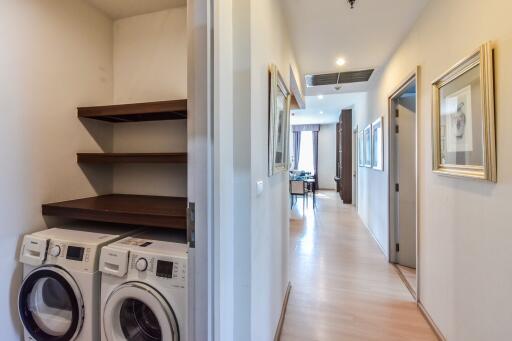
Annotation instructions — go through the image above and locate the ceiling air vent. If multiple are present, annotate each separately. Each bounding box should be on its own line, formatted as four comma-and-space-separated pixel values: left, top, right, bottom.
306, 69, 374, 87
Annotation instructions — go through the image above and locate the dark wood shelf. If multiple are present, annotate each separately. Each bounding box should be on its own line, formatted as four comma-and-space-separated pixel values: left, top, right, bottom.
78, 100, 187, 122
77, 153, 187, 164
42, 194, 187, 229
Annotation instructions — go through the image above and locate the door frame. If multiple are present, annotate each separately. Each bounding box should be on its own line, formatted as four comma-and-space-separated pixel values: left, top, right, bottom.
187, 0, 213, 339
353, 125, 358, 209
387, 66, 420, 301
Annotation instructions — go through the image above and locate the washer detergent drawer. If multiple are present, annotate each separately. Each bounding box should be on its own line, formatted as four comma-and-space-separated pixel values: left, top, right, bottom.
100, 246, 129, 277
20, 236, 49, 266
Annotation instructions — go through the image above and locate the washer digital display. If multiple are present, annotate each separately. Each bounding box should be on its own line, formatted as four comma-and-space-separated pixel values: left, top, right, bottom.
156, 260, 174, 278
66, 246, 84, 261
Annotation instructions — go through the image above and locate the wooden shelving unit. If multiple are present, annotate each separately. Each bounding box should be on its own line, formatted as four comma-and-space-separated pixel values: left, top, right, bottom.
42, 194, 187, 229
78, 99, 187, 122
43, 100, 188, 232
77, 153, 187, 164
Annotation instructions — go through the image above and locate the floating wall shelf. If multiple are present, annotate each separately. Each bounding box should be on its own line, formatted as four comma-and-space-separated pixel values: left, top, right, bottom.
77, 153, 187, 164
42, 194, 187, 230
78, 99, 187, 122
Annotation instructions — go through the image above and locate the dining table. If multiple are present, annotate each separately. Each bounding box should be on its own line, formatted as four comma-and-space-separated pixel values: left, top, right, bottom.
289, 172, 316, 209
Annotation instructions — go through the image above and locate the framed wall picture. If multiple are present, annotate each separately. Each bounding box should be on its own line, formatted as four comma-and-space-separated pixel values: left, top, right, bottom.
363, 125, 372, 168
432, 42, 496, 182
268, 64, 291, 176
358, 130, 364, 167
372, 117, 383, 171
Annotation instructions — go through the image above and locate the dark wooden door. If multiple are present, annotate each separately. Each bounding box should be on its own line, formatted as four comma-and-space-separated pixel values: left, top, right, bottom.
336, 109, 352, 204
335, 122, 341, 193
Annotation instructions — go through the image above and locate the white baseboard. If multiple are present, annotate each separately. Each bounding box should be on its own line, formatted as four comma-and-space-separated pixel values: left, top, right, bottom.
418, 300, 446, 341
273, 281, 292, 341
359, 217, 387, 258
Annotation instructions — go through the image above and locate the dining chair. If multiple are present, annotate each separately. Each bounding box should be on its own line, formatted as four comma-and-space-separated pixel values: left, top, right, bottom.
290, 180, 307, 213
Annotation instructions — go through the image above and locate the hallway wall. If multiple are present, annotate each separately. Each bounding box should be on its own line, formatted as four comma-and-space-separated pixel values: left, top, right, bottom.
250, 1, 301, 340
354, 109, 388, 254
364, 0, 512, 339
224, 0, 302, 340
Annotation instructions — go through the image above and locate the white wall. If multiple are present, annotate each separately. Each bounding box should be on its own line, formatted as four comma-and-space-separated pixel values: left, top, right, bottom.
362, 0, 512, 339
213, 0, 236, 339
0, 1, 113, 338
231, 0, 252, 338
112, 7, 187, 197
318, 124, 337, 190
113, 7, 187, 103
355, 106, 388, 253
249, 1, 301, 340
219, 0, 301, 339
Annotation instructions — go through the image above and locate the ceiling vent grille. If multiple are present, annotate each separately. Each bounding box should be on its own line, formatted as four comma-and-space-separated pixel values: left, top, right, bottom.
306, 69, 374, 87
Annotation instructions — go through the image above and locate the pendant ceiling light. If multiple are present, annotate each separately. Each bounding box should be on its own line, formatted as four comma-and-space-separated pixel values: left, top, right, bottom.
347, 0, 357, 9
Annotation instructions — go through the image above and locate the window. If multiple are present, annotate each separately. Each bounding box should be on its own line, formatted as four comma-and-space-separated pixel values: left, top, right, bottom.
289, 131, 295, 169
298, 131, 315, 174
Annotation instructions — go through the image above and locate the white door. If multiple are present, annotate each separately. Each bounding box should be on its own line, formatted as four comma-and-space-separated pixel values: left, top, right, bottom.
396, 97, 416, 268
103, 283, 179, 341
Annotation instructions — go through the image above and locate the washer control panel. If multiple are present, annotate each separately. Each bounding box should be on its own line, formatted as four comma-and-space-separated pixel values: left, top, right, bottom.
135, 257, 148, 272
46, 240, 94, 272
129, 253, 186, 288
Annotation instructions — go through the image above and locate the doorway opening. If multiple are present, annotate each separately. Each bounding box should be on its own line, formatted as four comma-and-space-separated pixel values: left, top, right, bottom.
290, 97, 359, 218
388, 70, 419, 299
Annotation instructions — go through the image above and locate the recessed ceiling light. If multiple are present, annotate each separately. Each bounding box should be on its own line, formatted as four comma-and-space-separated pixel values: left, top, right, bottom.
317, 95, 324, 100
320, 111, 324, 115
336, 58, 346, 66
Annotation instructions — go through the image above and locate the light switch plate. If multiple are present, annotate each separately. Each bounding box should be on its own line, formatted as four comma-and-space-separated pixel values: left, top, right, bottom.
256, 180, 264, 196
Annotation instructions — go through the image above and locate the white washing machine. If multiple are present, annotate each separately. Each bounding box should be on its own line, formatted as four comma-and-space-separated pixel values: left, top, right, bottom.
99, 230, 187, 341
18, 224, 142, 341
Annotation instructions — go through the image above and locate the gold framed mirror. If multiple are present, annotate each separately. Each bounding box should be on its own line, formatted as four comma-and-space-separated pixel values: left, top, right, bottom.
432, 42, 496, 182
268, 64, 291, 176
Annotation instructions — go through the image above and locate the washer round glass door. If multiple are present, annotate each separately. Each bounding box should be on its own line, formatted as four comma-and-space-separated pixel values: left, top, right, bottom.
103, 282, 179, 341
18, 266, 84, 341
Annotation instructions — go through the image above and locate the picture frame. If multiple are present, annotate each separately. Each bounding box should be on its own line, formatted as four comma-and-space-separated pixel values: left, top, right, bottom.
363, 125, 372, 168
432, 42, 496, 182
268, 64, 291, 176
372, 116, 384, 171
358, 130, 364, 167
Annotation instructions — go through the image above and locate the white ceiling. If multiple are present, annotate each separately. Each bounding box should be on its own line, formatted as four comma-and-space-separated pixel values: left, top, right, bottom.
85, 0, 186, 19
280, 0, 429, 92
291, 92, 367, 125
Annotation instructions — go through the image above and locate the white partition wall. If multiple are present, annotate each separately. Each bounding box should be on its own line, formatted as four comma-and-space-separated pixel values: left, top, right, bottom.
188, 0, 213, 340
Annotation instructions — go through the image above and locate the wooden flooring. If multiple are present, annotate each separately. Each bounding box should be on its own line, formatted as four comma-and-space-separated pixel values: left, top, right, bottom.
396, 265, 417, 298
281, 191, 437, 341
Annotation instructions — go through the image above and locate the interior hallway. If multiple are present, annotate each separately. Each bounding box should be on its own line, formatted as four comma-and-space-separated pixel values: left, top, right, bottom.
281, 191, 437, 340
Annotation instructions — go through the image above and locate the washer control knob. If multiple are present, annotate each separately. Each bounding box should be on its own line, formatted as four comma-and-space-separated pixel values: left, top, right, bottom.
50, 245, 61, 257
136, 258, 148, 272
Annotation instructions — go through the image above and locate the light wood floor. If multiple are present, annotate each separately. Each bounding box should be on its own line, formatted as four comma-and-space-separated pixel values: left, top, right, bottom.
281, 191, 437, 341
396, 265, 417, 297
